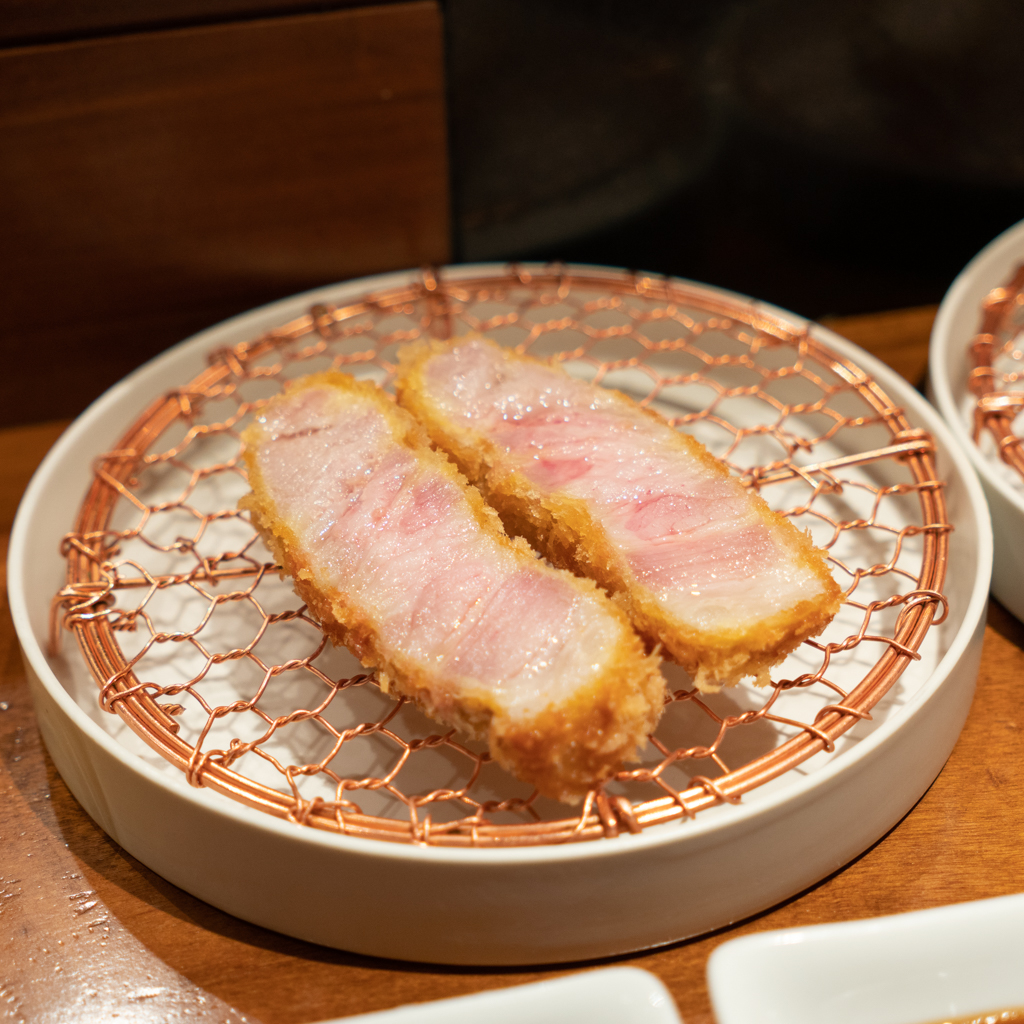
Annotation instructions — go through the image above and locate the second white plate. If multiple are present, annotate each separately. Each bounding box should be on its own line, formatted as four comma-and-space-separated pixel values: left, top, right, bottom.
930, 217, 1024, 620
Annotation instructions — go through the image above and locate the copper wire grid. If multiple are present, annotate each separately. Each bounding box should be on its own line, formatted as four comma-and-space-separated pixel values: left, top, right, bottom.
968, 263, 1024, 482
51, 266, 950, 847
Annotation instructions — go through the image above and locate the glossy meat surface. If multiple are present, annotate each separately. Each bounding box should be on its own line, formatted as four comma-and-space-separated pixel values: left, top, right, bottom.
397, 338, 842, 689
240, 372, 664, 801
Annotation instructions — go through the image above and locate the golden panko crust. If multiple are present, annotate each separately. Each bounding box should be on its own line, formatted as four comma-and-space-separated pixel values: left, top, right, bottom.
395, 339, 843, 692
240, 371, 664, 803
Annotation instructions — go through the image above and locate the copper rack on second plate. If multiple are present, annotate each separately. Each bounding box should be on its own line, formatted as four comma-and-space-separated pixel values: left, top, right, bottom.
969, 263, 1024, 481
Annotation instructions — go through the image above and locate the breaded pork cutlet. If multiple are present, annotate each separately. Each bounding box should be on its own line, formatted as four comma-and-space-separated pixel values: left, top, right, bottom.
239, 371, 664, 804
396, 337, 842, 691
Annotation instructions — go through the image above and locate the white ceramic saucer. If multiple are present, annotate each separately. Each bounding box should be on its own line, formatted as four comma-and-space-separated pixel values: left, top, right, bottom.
9, 265, 992, 964
326, 968, 682, 1024
708, 893, 1024, 1024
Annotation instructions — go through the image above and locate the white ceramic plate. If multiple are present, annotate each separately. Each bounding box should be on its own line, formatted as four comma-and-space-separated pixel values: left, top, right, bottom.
324, 968, 681, 1024
707, 893, 1024, 1024
929, 218, 1024, 621
10, 265, 992, 965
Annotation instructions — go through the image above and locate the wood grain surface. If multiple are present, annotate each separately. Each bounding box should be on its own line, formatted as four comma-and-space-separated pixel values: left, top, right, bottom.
0, 0, 410, 48
2, 307, 1022, 1023
0, 1, 448, 429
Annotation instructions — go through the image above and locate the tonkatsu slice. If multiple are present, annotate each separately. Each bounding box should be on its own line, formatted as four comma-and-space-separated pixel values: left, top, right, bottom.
396, 337, 842, 691
240, 371, 664, 803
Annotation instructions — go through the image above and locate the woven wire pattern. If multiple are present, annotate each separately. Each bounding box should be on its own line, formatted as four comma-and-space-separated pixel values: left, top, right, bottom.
52, 266, 950, 846
969, 263, 1024, 481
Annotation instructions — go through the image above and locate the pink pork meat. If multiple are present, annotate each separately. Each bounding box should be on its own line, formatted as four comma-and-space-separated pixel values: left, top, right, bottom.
239, 371, 664, 803
396, 337, 842, 691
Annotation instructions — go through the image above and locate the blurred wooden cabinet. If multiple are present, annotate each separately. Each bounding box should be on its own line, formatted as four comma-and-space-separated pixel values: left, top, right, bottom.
0, 1, 449, 426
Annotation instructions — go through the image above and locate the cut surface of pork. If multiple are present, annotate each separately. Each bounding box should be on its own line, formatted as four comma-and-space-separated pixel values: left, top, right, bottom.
240, 372, 664, 803
396, 337, 842, 691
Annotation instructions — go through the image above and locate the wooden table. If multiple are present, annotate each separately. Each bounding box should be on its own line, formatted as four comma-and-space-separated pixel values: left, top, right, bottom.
3, 306, 1022, 1023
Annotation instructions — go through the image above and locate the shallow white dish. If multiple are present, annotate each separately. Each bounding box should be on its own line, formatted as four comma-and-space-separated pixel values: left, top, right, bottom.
708, 893, 1024, 1024
930, 217, 1024, 621
326, 968, 681, 1024
10, 264, 992, 965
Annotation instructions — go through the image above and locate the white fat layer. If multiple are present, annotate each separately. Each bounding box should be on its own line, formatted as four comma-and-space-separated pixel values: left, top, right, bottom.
255, 384, 620, 718
422, 340, 830, 631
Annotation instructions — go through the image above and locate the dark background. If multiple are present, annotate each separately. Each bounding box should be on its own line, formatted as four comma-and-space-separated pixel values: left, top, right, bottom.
447, 0, 1024, 318
3, 0, 1024, 424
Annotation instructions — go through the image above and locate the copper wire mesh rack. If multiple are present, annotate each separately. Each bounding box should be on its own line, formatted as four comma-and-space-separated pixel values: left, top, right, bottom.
51, 266, 950, 847
968, 263, 1024, 482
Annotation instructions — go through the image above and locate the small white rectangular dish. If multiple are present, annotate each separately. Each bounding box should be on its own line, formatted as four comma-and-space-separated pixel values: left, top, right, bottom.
321, 968, 682, 1024
708, 893, 1024, 1024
